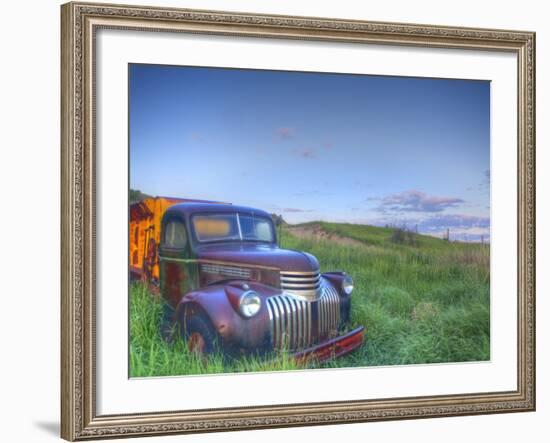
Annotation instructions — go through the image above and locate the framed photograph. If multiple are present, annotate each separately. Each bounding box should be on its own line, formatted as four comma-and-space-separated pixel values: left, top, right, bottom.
61, 2, 536, 440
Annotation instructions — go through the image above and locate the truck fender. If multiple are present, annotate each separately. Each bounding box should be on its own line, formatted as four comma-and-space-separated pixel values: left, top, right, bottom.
174, 284, 271, 351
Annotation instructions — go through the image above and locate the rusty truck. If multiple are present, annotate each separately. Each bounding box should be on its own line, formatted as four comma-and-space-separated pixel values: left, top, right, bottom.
130, 197, 364, 362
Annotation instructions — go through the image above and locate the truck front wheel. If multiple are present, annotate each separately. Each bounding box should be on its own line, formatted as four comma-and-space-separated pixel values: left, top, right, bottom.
183, 314, 221, 356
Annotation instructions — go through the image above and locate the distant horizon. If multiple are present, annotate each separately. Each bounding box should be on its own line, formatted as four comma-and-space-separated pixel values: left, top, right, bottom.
130, 64, 490, 243
130, 188, 488, 244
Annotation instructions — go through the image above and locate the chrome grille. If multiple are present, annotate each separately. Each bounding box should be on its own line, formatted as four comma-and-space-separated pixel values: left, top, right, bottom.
318, 279, 341, 339
266, 294, 312, 350
280, 270, 321, 300
200, 263, 251, 279
267, 279, 341, 351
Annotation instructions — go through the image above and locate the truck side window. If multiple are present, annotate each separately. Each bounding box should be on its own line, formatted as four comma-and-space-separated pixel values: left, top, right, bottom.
164, 220, 187, 249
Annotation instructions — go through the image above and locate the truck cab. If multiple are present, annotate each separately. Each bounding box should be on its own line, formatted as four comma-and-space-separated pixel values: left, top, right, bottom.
156, 202, 364, 361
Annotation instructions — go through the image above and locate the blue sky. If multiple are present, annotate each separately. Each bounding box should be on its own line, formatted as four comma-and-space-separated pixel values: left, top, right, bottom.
129, 64, 490, 242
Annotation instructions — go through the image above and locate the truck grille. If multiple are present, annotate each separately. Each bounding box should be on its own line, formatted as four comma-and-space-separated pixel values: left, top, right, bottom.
267, 278, 341, 351
266, 294, 313, 350
200, 263, 251, 279
279, 270, 321, 300
317, 279, 341, 339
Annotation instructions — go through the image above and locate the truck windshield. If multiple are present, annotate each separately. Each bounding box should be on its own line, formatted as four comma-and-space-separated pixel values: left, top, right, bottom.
192, 213, 275, 243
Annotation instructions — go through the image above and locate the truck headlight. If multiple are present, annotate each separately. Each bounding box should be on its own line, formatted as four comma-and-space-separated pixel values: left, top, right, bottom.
239, 291, 262, 317
342, 275, 354, 295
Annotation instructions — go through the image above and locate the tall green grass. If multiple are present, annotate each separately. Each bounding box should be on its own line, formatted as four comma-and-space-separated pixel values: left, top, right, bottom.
129, 223, 489, 377
130, 283, 305, 377
280, 224, 490, 367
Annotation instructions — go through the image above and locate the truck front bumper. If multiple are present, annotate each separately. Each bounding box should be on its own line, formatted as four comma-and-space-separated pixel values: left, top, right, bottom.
292, 326, 365, 364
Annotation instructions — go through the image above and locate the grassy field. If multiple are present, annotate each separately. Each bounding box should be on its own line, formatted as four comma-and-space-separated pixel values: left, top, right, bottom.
130, 222, 490, 377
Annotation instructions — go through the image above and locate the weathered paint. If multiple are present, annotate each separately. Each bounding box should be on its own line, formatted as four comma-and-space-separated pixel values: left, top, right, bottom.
129, 196, 224, 281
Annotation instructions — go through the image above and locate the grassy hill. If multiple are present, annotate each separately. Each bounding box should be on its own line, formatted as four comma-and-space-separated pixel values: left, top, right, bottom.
129, 221, 490, 377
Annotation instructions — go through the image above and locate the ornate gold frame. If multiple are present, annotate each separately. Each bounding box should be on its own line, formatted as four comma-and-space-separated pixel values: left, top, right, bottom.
61, 2, 536, 440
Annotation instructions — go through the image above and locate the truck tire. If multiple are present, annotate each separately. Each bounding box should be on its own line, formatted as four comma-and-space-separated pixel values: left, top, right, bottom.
183, 314, 221, 356
159, 302, 175, 343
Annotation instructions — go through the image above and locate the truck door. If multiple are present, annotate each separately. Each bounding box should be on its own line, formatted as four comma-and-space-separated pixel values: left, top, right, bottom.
159, 217, 193, 308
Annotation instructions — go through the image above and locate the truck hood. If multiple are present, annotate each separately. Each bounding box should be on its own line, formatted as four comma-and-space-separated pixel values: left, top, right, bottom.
195, 243, 320, 273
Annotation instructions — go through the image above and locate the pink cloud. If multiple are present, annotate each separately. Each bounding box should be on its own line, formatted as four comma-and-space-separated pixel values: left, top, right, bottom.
377, 190, 464, 213
276, 127, 295, 140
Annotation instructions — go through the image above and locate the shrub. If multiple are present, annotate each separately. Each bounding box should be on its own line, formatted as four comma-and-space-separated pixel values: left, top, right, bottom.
390, 227, 417, 246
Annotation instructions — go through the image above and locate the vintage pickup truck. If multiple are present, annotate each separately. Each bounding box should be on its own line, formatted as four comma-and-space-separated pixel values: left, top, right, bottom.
131, 199, 364, 362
